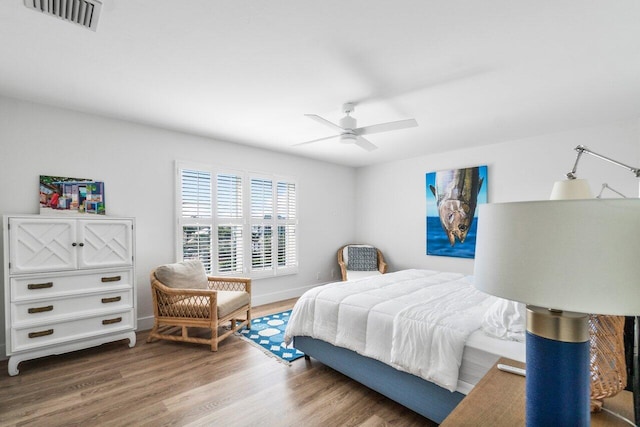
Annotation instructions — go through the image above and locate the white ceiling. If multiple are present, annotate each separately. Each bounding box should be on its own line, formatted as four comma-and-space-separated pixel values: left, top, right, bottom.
2, 1, 640, 167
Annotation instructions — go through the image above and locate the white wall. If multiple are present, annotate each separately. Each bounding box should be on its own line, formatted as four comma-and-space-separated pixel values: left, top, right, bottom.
1, 96, 638, 360
355, 121, 640, 275
0, 96, 357, 353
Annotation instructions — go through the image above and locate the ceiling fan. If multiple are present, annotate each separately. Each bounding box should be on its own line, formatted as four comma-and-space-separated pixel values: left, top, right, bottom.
294, 103, 418, 151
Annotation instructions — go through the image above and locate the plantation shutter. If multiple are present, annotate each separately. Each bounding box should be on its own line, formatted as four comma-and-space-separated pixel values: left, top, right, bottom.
216, 173, 243, 274
277, 182, 297, 268
217, 174, 242, 218
177, 162, 297, 278
250, 178, 273, 272
251, 178, 273, 219
181, 169, 212, 218
181, 226, 212, 272
251, 225, 273, 271
179, 169, 213, 272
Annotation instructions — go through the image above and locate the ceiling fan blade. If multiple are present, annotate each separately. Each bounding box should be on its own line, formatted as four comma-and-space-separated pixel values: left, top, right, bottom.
292, 134, 340, 147
356, 118, 418, 136
305, 114, 345, 131
355, 136, 378, 151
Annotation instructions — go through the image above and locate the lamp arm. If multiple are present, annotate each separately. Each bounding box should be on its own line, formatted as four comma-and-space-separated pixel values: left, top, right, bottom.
596, 183, 627, 199
567, 147, 585, 179
568, 145, 640, 179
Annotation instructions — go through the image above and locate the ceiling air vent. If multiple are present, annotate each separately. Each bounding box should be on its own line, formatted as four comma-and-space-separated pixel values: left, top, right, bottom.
24, 0, 103, 31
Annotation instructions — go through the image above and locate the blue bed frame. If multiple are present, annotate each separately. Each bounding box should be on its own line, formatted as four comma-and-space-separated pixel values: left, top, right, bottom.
293, 336, 465, 424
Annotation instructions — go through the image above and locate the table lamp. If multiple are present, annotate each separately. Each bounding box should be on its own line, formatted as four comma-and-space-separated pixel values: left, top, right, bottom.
474, 198, 640, 426
552, 144, 640, 415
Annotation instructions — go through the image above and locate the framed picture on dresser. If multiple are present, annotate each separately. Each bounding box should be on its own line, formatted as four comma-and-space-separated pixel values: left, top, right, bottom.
39, 175, 105, 215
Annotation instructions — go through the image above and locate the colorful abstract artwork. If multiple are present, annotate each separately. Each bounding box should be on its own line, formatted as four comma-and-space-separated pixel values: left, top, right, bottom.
39, 175, 105, 215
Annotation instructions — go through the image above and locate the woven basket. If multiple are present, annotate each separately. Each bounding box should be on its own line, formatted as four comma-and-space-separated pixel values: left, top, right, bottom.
589, 314, 627, 412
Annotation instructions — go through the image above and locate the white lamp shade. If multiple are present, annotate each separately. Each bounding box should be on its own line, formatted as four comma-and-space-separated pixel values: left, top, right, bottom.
474, 199, 640, 315
550, 178, 593, 200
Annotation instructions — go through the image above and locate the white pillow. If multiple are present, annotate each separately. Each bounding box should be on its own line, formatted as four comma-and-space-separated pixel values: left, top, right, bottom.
155, 260, 209, 289
481, 298, 526, 342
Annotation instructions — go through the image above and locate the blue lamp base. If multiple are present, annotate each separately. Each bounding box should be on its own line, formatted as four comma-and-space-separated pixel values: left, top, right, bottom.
526, 306, 590, 427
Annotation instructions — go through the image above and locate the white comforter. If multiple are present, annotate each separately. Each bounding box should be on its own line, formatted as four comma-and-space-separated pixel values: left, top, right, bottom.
284, 269, 497, 392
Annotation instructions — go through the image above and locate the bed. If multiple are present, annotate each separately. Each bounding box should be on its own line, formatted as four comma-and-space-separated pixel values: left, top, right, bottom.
283, 269, 526, 423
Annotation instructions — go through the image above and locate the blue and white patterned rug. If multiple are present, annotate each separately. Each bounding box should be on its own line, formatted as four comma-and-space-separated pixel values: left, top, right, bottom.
239, 310, 305, 363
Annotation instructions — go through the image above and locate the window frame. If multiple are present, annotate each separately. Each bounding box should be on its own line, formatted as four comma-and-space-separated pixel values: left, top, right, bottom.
176, 161, 298, 279
215, 170, 245, 276
274, 178, 298, 275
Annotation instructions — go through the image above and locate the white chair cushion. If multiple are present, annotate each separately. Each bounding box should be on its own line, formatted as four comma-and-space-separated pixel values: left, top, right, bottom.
345, 270, 382, 281
217, 291, 251, 318
155, 260, 209, 289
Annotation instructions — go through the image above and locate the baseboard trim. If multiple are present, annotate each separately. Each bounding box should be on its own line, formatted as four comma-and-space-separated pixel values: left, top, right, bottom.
250, 282, 319, 307
137, 316, 155, 332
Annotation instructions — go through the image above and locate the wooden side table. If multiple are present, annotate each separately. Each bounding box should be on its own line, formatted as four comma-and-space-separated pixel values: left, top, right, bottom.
441, 357, 635, 426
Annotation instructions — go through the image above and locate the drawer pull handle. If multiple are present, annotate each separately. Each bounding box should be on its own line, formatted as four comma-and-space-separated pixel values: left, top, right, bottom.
29, 329, 54, 339
27, 282, 53, 290
28, 305, 54, 314
101, 276, 122, 283
101, 296, 121, 304
102, 317, 122, 325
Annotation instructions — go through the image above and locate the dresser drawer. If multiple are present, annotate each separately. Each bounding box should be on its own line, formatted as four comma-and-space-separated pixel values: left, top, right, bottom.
11, 309, 135, 353
11, 270, 132, 301
11, 289, 133, 324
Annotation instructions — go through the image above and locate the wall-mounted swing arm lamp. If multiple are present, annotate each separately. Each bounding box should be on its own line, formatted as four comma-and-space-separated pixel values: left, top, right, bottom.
551, 145, 640, 200
554, 144, 640, 420
566, 145, 640, 179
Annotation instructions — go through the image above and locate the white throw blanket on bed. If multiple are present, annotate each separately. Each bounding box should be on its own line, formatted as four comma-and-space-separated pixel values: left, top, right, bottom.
284, 269, 496, 392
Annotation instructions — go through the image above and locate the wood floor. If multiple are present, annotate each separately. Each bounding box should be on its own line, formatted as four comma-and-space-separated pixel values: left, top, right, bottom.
0, 299, 435, 427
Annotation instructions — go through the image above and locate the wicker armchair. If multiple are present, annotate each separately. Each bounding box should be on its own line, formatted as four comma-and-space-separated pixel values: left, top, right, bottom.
147, 261, 251, 351
337, 244, 387, 281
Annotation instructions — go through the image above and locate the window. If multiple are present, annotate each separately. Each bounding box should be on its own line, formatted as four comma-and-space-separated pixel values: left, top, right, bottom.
177, 163, 297, 278
250, 177, 273, 272
179, 169, 213, 272
276, 181, 297, 269
217, 173, 243, 274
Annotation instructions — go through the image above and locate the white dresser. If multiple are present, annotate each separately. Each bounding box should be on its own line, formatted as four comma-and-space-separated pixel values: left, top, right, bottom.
3, 215, 137, 375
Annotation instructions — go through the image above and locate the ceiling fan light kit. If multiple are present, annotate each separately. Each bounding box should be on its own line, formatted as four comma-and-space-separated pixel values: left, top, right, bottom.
295, 103, 418, 151
339, 134, 357, 144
